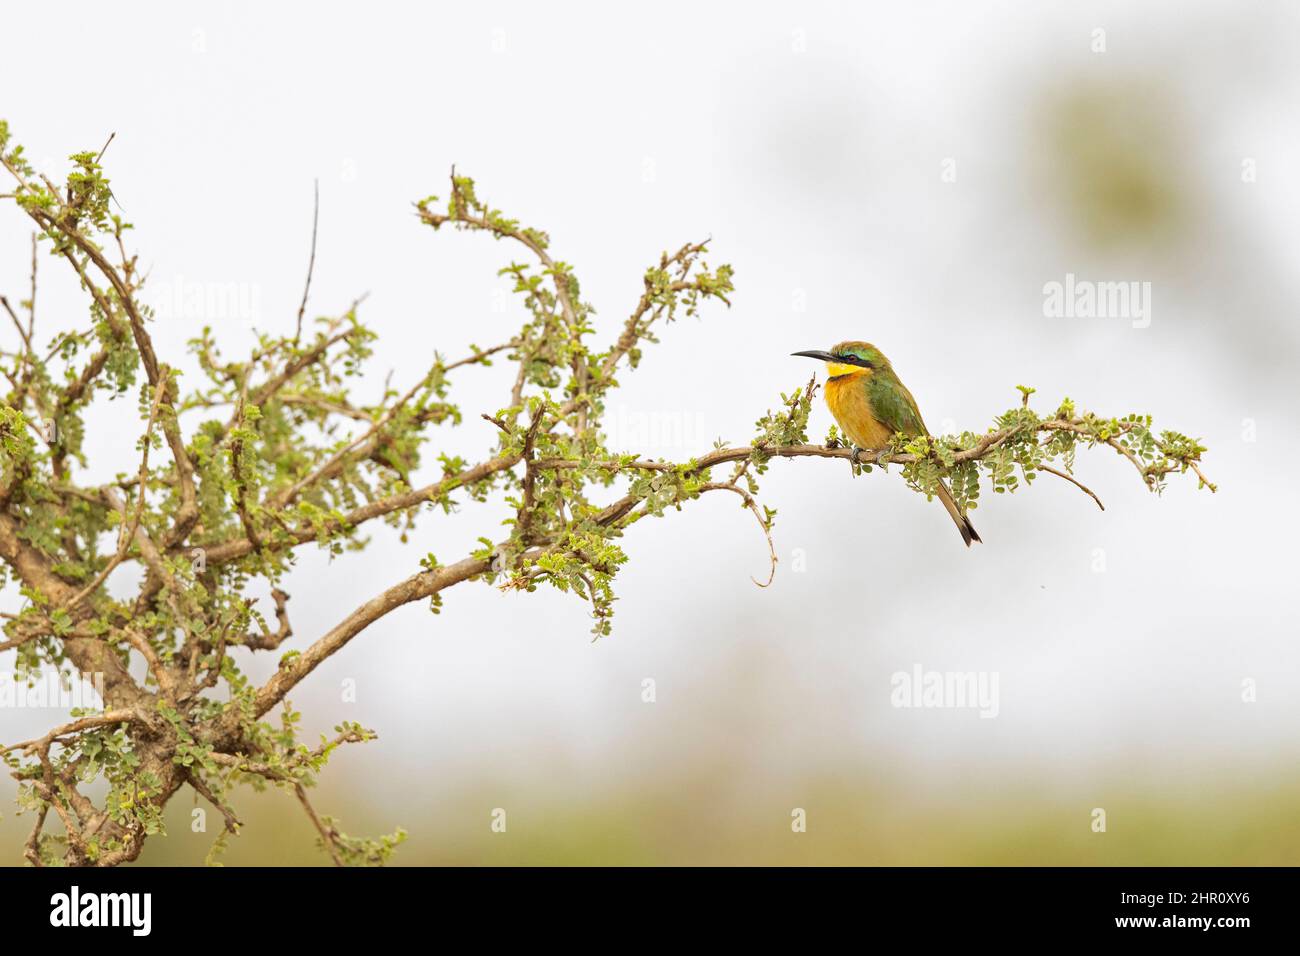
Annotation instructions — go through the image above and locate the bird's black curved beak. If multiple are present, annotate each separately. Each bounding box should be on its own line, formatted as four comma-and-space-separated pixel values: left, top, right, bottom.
791, 350, 837, 362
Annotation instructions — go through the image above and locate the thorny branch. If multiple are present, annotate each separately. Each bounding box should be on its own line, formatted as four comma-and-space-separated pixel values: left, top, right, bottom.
0, 128, 1213, 866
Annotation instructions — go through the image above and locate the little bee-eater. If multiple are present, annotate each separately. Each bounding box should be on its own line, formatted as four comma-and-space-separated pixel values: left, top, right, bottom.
793, 341, 981, 547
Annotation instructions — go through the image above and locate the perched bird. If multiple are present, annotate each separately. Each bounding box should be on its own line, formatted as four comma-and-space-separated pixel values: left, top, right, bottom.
793, 341, 981, 547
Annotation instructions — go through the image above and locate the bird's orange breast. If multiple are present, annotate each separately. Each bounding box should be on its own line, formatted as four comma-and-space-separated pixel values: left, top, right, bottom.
825, 372, 892, 450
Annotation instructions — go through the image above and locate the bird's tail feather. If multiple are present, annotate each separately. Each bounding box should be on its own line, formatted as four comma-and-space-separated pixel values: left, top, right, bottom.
936, 480, 981, 548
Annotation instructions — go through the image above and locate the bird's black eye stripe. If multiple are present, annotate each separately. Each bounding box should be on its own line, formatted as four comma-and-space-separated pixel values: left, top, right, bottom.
836, 354, 872, 368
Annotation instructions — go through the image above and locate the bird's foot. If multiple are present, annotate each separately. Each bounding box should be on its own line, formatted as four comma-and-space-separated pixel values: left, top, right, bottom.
850, 446, 864, 466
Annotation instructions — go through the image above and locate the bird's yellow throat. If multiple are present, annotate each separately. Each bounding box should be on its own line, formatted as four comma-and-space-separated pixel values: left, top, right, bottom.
825, 361, 869, 379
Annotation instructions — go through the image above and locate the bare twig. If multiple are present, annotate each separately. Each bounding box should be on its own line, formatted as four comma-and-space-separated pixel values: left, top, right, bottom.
186, 771, 242, 834
294, 179, 319, 344
295, 784, 343, 867
1036, 463, 1105, 511
1, 711, 137, 756
700, 482, 777, 587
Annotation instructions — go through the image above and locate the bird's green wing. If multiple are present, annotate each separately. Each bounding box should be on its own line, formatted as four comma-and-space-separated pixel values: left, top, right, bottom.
867, 370, 928, 438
